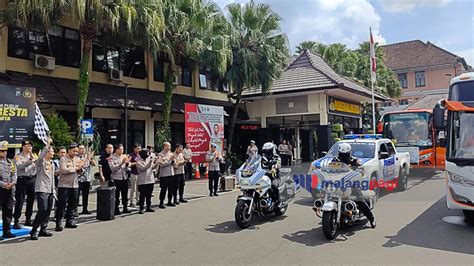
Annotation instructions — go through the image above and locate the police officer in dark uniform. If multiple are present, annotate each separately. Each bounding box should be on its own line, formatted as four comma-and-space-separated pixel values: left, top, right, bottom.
332, 143, 376, 228
13, 140, 37, 229
0, 141, 17, 239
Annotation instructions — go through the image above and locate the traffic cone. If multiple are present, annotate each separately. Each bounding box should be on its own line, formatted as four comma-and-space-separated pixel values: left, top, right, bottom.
195, 167, 201, 179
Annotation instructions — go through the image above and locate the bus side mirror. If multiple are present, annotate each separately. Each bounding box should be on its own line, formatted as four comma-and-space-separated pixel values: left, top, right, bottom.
439, 138, 446, 148
433, 103, 445, 130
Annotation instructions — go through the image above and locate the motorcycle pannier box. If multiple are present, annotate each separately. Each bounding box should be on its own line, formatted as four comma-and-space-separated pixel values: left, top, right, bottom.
97, 186, 116, 220
220, 175, 235, 191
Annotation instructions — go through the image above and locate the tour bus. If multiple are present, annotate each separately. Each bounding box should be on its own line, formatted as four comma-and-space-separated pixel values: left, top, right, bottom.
433, 72, 474, 223
378, 109, 445, 169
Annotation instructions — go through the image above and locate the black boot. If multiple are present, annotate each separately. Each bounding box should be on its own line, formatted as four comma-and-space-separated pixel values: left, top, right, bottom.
167, 202, 176, 207
179, 198, 188, 203
370, 218, 377, 228
65, 221, 78, 229
115, 208, 122, 215
30, 230, 39, 240
122, 207, 132, 214
159, 202, 166, 209
55, 221, 63, 232
24, 218, 33, 226
146, 207, 155, 213
38, 230, 53, 237
139, 207, 145, 214
13, 220, 22, 229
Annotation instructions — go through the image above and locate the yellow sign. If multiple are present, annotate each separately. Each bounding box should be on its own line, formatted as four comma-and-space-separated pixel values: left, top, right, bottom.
328, 96, 361, 115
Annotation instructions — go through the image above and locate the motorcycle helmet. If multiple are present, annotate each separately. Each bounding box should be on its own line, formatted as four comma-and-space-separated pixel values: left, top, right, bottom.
262, 142, 276, 158
337, 142, 352, 161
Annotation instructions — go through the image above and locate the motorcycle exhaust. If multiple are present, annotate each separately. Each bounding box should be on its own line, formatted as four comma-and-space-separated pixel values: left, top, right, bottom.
344, 201, 357, 212
314, 199, 324, 209
260, 198, 271, 208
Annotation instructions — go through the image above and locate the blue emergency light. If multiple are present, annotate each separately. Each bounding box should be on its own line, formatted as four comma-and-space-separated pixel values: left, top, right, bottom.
343, 134, 382, 140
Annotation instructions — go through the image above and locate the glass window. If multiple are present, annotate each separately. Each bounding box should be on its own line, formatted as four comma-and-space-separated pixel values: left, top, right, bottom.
398, 73, 407, 88
415, 71, 425, 87
182, 66, 192, 87
387, 142, 396, 156
383, 112, 432, 148
8, 25, 80, 67
92, 42, 146, 79
267, 117, 284, 127
399, 99, 409, 105
154, 60, 164, 82
449, 81, 474, 101
448, 112, 474, 159
327, 142, 375, 158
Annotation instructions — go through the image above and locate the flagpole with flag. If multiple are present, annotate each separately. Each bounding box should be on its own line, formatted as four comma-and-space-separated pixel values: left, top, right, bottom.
34, 102, 50, 144
369, 27, 377, 134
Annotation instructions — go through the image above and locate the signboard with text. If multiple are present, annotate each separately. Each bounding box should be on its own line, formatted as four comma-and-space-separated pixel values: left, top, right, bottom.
327, 96, 362, 117
185, 103, 224, 163
0, 85, 36, 147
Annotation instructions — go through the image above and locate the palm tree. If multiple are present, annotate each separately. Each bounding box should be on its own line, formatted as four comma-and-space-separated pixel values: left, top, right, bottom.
0, 0, 67, 56
295, 41, 317, 55
70, 0, 164, 122
156, 0, 229, 140
224, 1, 289, 153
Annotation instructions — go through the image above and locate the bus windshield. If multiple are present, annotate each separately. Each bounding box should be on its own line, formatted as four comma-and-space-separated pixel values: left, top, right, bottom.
450, 81, 474, 101
383, 112, 432, 147
449, 112, 474, 159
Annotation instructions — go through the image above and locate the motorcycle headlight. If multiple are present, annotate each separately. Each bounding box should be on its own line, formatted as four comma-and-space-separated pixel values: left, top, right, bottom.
242, 170, 253, 177
240, 179, 250, 186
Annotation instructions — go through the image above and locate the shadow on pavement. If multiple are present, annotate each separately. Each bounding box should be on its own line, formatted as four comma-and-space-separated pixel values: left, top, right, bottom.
282, 220, 372, 246
383, 197, 474, 255
206, 214, 287, 234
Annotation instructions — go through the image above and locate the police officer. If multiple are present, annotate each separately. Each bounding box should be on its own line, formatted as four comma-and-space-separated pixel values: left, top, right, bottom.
55, 144, 82, 231
13, 140, 37, 229
332, 143, 376, 228
30, 138, 55, 240
206, 143, 223, 197
0, 141, 17, 239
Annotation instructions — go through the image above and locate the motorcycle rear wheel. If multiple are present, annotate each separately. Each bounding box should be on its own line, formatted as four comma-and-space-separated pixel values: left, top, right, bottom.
235, 200, 254, 229
322, 211, 338, 240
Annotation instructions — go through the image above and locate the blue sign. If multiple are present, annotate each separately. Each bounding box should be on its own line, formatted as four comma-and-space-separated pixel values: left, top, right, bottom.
80, 119, 93, 136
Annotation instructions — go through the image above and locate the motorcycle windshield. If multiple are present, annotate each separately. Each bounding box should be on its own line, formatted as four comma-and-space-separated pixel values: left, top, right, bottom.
241, 154, 262, 177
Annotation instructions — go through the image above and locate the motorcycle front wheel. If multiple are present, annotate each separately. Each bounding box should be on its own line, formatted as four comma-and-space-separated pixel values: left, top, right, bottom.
235, 200, 254, 229
322, 211, 338, 240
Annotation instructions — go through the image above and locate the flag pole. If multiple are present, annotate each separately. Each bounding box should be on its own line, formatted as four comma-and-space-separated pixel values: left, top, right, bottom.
371, 79, 376, 134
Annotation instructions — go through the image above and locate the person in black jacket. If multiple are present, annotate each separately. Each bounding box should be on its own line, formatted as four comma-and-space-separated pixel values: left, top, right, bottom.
98, 144, 114, 186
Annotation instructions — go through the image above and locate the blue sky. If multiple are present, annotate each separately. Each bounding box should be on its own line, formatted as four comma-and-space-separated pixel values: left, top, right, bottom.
214, 0, 474, 66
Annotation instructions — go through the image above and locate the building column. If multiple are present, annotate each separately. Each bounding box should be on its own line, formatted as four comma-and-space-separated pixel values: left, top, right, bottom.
319, 93, 328, 125
295, 126, 300, 161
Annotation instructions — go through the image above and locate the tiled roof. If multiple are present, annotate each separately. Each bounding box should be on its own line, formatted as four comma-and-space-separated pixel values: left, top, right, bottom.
403, 92, 448, 110
243, 50, 388, 101
381, 40, 469, 70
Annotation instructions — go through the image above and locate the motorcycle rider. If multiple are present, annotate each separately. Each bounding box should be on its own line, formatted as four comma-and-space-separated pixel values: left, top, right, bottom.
332, 143, 376, 228
261, 142, 281, 205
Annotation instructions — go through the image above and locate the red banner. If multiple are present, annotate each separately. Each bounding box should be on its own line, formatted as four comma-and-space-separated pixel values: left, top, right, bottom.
185, 103, 224, 163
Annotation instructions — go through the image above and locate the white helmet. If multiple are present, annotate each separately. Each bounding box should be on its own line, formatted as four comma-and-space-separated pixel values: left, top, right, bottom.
262, 142, 276, 157
338, 143, 352, 154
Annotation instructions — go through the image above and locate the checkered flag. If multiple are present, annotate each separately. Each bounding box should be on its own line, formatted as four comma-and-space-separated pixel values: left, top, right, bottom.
34, 102, 50, 144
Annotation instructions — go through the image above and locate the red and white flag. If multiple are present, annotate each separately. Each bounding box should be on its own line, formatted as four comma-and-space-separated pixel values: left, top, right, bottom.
369, 27, 377, 83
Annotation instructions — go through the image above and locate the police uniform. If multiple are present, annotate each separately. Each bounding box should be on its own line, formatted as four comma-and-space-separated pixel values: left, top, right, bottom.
0, 141, 17, 239
13, 140, 37, 228
55, 154, 80, 231
206, 146, 223, 197
30, 145, 55, 239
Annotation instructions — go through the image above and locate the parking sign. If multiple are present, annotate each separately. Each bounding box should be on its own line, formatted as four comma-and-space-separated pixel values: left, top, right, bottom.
80, 119, 94, 139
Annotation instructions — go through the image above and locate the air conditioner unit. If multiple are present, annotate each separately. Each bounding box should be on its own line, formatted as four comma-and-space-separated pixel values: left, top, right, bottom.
173, 74, 179, 85
109, 69, 123, 81
34, 54, 55, 70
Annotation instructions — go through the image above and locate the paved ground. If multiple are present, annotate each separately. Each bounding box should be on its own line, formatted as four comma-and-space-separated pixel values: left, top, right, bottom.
1, 165, 473, 265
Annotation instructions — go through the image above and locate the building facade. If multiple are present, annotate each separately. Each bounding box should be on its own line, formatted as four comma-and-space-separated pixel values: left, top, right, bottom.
381, 40, 470, 107
0, 13, 231, 151
240, 50, 387, 162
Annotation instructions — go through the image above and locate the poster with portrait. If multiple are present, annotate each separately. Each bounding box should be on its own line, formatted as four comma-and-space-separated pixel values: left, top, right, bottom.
185, 103, 224, 163
0, 85, 36, 148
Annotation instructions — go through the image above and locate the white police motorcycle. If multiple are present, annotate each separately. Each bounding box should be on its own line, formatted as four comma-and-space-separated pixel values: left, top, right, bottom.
311, 161, 376, 240
234, 155, 296, 229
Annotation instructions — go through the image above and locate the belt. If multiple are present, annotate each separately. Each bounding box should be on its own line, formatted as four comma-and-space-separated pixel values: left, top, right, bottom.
19, 175, 36, 178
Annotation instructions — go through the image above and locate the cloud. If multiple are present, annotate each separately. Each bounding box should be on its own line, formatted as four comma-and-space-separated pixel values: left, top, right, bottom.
380, 0, 450, 13
456, 48, 474, 67
214, 0, 385, 51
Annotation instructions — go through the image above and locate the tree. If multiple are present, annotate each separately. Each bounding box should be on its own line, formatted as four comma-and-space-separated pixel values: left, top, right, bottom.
70, 0, 164, 123
224, 1, 289, 153
157, 0, 229, 140
0, 0, 67, 56
295, 41, 318, 55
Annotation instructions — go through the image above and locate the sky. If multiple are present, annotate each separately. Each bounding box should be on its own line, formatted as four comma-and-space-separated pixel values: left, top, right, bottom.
213, 0, 474, 67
